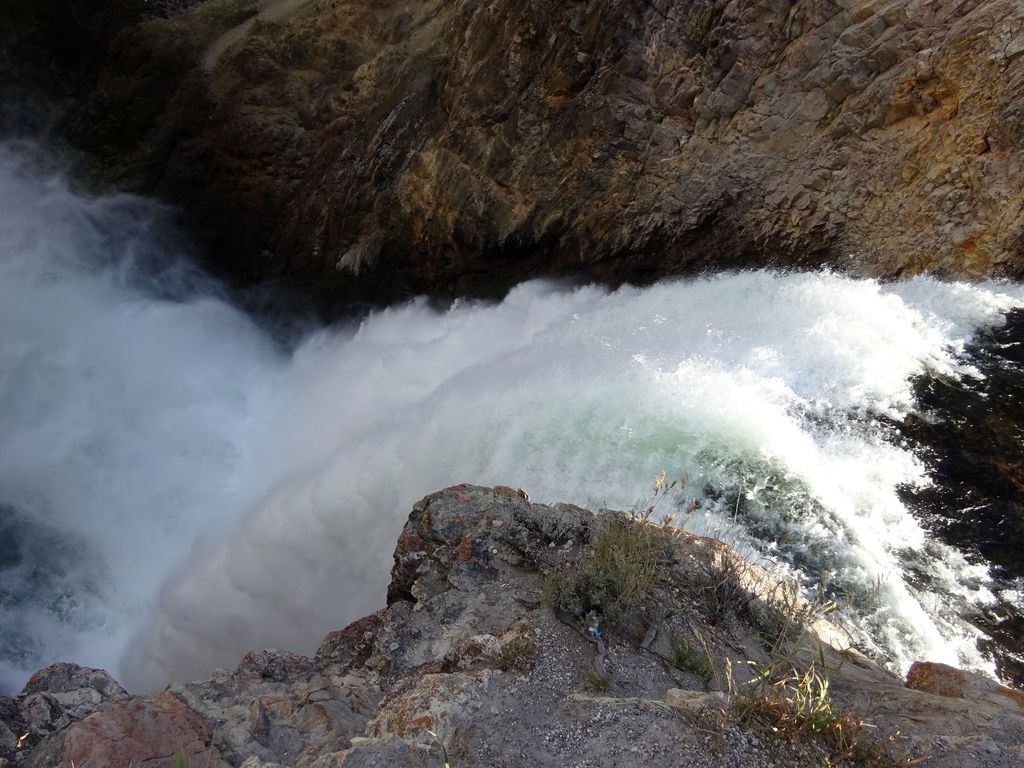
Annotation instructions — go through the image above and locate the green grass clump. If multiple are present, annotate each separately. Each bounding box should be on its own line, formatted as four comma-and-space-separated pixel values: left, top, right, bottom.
496, 634, 539, 672
545, 472, 692, 629
729, 659, 909, 765
545, 512, 673, 628
670, 636, 714, 684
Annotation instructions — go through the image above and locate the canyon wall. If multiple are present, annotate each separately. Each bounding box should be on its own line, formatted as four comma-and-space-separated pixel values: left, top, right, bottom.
5, 0, 1024, 311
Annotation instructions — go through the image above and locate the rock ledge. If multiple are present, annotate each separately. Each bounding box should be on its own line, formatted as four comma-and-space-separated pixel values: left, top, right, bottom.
3, 485, 1024, 767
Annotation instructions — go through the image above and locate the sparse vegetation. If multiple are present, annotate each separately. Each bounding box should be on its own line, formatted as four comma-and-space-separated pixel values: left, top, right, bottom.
587, 665, 611, 693
496, 634, 539, 672
670, 634, 714, 684
542, 473, 907, 764
714, 577, 906, 767
688, 528, 841, 657
755, 579, 839, 655
544, 472, 692, 629
544, 513, 668, 627
735, 660, 854, 746
690, 547, 754, 628
727, 657, 909, 766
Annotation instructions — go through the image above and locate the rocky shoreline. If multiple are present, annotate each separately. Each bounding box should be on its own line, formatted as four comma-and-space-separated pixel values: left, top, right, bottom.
3, 485, 1023, 767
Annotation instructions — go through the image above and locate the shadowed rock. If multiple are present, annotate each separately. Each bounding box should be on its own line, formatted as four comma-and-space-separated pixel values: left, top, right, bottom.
5, 1, 1024, 314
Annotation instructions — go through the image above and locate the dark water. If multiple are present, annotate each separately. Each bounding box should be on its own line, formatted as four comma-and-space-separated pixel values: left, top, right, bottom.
0, 504, 107, 677
899, 309, 1024, 686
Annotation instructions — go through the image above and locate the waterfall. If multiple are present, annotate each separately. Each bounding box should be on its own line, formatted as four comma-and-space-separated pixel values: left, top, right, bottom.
2, 142, 1022, 693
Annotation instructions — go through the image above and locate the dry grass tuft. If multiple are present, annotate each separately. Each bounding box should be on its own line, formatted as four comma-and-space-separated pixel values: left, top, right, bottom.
727, 650, 911, 765
733, 660, 866, 758
544, 473, 691, 628
496, 634, 539, 672
670, 635, 715, 684
586, 665, 611, 693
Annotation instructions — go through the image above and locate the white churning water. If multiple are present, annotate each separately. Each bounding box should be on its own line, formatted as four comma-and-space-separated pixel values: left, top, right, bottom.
1, 143, 1022, 693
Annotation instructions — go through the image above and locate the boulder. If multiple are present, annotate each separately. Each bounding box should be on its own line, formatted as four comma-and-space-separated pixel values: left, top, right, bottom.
907, 661, 1024, 710
24, 692, 229, 768
0, 695, 26, 765
14, 663, 128, 754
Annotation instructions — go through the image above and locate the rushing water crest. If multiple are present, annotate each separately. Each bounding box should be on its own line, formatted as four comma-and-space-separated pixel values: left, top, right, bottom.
1, 143, 1022, 694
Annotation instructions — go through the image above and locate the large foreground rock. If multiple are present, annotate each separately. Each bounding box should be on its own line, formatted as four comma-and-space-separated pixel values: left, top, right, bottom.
24, 693, 230, 768
5, 663, 128, 759
5, 1, 1024, 312
4, 486, 1024, 766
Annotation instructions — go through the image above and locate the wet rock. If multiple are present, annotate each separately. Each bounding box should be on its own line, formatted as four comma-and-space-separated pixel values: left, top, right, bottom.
897, 309, 1024, 686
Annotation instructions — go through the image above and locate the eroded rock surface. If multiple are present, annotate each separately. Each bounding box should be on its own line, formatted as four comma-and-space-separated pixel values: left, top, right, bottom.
24, 692, 230, 768
4, 486, 1024, 767
5, 663, 128, 758
5, 1, 1023, 312
75, 0, 1024, 304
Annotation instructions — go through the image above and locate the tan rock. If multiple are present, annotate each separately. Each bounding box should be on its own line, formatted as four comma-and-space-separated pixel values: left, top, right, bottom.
25, 692, 229, 768
907, 661, 1024, 710
664, 688, 729, 712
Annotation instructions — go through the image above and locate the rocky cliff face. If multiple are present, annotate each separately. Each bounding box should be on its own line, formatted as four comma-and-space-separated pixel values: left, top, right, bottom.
3, 486, 1023, 767
8, 1, 1024, 313
6, 1, 1024, 312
